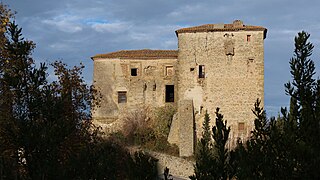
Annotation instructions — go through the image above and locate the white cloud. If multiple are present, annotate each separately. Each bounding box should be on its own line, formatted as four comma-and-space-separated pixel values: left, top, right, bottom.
90, 21, 131, 33
42, 14, 83, 33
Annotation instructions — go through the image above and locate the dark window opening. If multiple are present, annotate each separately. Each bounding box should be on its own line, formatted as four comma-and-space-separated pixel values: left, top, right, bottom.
165, 85, 174, 102
247, 35, 251, 42
199, 65, 205, 78
131, 68, 138, 76
190, 68, 195, 72
118, 91, 127, 103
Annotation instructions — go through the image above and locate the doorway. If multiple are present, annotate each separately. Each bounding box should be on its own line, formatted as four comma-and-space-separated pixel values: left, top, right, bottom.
165, 85, 174, 102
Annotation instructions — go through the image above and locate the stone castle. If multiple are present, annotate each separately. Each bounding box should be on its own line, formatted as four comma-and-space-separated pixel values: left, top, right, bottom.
91, 20, 267, 157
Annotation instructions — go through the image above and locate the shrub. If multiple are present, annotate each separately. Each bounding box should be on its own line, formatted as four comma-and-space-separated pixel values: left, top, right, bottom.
153, 104, 176, 138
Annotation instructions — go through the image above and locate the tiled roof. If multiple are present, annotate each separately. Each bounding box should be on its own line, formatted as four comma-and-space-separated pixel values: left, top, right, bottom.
175, 20, 267, 38
92, 49, 178, 60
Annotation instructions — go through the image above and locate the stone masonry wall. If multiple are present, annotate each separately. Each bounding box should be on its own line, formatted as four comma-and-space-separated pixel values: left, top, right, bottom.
178, 100, 195, 157
147, 150, 194, 179
177, 30, 265, 147
92, 58, 177, 130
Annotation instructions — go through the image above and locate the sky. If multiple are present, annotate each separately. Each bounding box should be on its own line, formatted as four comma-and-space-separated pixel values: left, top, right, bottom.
3, 0, 320, 117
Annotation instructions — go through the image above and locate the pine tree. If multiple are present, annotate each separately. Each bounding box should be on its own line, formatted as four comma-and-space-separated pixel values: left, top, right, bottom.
211, 108, 231, 180
284, 31, 320, 179
190, 109, 232, 180
190, 111, 214, 180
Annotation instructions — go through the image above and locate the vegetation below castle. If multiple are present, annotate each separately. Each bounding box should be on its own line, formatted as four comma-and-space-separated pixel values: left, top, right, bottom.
0, 5, 158, 179
109, 104, 179, 156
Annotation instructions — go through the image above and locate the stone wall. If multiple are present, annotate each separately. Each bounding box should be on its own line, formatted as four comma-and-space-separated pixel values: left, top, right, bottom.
146, 150, 194, 179
178, 100, 195, 157
177, 30, 265, 147
92, 58, 177, 126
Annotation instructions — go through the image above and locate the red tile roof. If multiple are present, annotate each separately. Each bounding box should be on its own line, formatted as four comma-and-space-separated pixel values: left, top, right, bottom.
92, 49, 178, 60
175, 20, 267, 38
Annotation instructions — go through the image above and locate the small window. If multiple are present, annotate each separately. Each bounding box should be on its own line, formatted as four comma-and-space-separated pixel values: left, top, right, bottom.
118, 91, 127, 103
247, 35, 251, 42
131, 68, 138, 76
165, 66, 174, 76
238, 122, 245, 131
190, 68, 195, 72
199, 65, 205, 78
165, 85, 174, 102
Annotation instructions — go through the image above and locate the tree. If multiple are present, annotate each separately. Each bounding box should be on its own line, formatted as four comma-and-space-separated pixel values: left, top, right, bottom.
284, 31, 320, 179
0, 6, 159, 179
211, 108, 231, 180
190, 111, 215, 180
190, 109, 231, 180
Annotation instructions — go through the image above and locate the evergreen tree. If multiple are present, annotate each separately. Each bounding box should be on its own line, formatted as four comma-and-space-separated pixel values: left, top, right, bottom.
211, 108, 231, 180
190, 109, 232, 180
190, 111, 214, 180
284, 31, 320, 179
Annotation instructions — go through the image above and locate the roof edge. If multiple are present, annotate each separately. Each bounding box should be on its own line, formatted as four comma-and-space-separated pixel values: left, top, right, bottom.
175, 20, 267, 38
92, 49, 178, 60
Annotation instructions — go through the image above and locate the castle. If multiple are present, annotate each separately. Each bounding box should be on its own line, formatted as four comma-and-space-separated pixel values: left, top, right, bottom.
91, 20, 267, 157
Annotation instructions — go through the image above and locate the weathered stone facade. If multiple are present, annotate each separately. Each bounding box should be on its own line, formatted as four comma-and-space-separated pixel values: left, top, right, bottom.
91, 20, 267, 157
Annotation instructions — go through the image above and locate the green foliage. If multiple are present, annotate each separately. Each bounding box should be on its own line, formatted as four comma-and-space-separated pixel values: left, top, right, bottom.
0, 5, 159, 179
212, 108, 231, 180
202, 110, 211, 145
153, 104, 176, 138
190, 109, 232, 180
120, 104, 178, 155
283, 31, 320, 179
190, 111, 214, 180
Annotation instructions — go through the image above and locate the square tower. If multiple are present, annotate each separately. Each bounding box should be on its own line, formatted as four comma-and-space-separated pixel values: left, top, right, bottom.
175, 20, 267, 155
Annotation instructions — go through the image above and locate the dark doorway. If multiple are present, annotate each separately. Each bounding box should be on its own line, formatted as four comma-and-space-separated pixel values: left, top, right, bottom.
165, 85, 174, 102
199, 65, 205, 78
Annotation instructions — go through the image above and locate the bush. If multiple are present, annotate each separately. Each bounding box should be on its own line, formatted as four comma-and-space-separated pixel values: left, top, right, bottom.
153, 104, 176, 138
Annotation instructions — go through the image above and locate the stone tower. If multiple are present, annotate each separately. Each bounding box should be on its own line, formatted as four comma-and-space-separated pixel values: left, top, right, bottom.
91, 20, 267, 157
174, 20, 266, 156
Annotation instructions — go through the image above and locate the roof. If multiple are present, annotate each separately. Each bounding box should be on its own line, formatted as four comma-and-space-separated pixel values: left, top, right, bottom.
92, 49, 178, 60
175, 20, 267, 39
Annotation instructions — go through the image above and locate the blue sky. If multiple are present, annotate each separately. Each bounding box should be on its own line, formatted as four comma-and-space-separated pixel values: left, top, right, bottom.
3, 0, 320, 116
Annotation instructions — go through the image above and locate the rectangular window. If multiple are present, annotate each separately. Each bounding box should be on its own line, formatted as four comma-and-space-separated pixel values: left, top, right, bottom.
165, 85, 174, 102
199, 65, 205, 78
165, 66, 174, 76
238, 122, 245, 131
247, 35, 251, 42
118, 91, 127, 103
131, 68, 138, 76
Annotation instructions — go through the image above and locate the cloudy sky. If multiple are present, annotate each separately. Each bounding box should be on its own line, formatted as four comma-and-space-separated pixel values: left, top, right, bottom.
3, 0, 320, 116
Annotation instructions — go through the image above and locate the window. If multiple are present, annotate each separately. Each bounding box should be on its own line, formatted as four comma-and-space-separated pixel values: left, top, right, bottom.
118, 91, 127, 103
165, 66, 174, 76
131, 68, 138, 76
165, 85, 174, 102
247, 35, 251, 42
238, 122, 245, 131
199, 65, 205, 78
